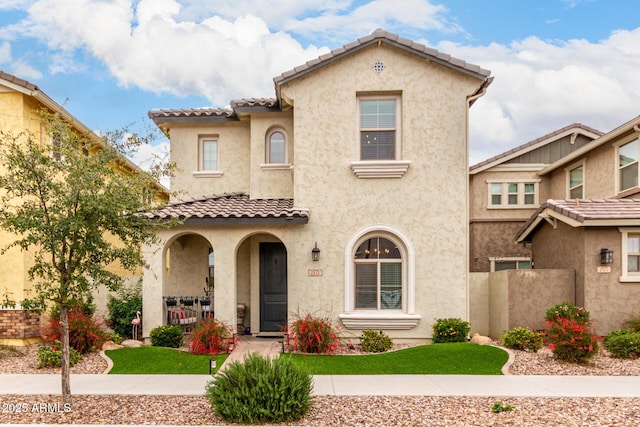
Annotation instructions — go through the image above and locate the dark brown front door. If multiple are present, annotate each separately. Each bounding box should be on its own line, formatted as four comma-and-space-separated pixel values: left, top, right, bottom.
260, 242, 287, 332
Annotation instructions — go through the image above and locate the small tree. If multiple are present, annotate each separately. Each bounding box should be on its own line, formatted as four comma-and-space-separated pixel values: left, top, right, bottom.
0, 111, 174, 404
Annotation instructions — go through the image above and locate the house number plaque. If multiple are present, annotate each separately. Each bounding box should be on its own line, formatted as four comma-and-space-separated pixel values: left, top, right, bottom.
308, 268, 323, 277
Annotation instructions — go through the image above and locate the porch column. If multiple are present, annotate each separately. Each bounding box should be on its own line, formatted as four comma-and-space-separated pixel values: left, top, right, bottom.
142, 240, 164, 338
213, 246, 236, 328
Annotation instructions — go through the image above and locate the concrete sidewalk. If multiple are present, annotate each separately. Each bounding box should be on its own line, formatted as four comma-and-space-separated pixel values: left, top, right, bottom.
1, 373, 640, 398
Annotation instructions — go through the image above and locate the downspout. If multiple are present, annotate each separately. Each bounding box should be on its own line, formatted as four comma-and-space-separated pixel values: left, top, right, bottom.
465, 77, 493, 325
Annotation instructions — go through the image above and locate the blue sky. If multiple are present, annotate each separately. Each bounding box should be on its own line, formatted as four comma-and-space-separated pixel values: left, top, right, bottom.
0, 0, 639, 167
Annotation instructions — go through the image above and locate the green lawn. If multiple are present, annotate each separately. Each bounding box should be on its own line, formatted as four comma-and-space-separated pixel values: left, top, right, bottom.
105, 346, 228, 374
282, 343, 508, 375
104, 343, 508, 375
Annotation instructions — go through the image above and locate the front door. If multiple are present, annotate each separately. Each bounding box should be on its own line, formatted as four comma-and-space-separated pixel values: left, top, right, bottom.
260, 242, 288, 332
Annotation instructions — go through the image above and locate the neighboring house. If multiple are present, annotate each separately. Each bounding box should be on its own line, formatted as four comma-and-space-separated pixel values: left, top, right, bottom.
469, 124, 603, 272
0, 71, 167, 345
141, 29, 493, 341
515, 115, 640, 334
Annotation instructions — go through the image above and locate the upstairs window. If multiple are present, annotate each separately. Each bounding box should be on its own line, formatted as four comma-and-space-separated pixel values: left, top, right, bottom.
266, 129, 286, 164
359, 97, 399, 160
200, 137, 218, 171
488, 181, 539, 208
619, 139, 639, 193
568, 164, 584, 199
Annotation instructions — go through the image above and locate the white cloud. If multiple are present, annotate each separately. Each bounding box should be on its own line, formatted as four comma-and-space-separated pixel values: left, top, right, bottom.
11, 59, 42, 79
0, 41, 10, 62
438, 29, 640, 164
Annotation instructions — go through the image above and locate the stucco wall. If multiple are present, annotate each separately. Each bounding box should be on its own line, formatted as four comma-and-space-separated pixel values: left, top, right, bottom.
278, 43, 483, 337
487, 269, 574, 338
469, 221, 531, 272
169, 123, 250, 197
469, 272, 489, 336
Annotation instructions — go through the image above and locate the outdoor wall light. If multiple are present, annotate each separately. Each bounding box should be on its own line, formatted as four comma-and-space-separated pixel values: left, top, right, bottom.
600, 248, 613, 265
311, 242, 320, 261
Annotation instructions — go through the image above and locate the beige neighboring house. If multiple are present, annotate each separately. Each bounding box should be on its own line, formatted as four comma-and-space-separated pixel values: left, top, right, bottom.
515, 115, 640, 334
469, 124, 603, 273
141, 29, 492, 341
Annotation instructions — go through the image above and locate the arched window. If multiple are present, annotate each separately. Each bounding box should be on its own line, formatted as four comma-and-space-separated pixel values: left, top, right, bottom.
267, 130, 286, 164
354, 236, 402, 310
340, 226, 420, 329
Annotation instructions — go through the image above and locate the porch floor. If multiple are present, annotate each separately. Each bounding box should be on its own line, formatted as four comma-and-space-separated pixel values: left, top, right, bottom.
219, 335, 283, 370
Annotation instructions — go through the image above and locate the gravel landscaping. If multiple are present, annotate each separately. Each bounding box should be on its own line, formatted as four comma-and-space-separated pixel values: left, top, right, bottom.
1, 343, 639, 426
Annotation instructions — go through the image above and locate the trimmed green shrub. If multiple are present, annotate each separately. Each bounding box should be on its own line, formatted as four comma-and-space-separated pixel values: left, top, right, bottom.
205, 353, 313, 424
150, 325, 183, 348
545, 302, 600, 364
287, 313, 341, 354
501, 327, 544, 353
604, 329, 640, 359
432, 318, 470, 343
106, 332, 125, 345
36, 340, 81, 368
624, 314, 640, 332
360, 329, 393, 353
107, 284, 142, 339
186, 318, 234, 355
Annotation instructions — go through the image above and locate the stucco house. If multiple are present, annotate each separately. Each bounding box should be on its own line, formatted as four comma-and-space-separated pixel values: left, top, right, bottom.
141, 29, 493, 341
469, 123, 603, 273
515, 115, 640, 334
0, 70, 167, 345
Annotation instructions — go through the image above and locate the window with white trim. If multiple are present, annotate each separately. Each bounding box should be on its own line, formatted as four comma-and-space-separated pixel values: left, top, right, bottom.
568, 164, 584, 199
620, 228, 640, 282
490, 258, 532, 272
193, 136, 223, 178
350, 95, 410, 178
359, 97, 398, 160
266, 129, 286, 164
487, 181, 539, 208
354, 237, 402, 310
618, 139, 639, 193
339, 226, 420, 330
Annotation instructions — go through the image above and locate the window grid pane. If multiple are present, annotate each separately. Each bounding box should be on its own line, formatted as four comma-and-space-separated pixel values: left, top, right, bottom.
355, 264, 377, 309
269, 132, 285, 163
202, 140, 217, 170
380, 263, 402, 310
360, 99, 396, 160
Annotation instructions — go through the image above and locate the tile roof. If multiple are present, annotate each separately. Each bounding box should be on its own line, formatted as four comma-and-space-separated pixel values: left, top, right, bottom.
140, 193, 309, 225
0, 70, 38, 91
469, 123, 604, 173
273, 28, 491, 94
516, 199, 640, 242
148, 107, 236, 122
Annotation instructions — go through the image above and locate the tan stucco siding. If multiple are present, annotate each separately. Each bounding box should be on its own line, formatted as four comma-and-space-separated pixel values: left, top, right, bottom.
169, 123, 250, 197
249, 111, 294, 198
276, 43, 483, 336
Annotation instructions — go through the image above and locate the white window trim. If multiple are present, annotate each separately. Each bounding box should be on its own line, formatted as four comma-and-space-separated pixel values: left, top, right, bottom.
264, 128, 290, 166
486, 179, 541, 209
565, 160, 585, 199
619, 227, 640, 283
615, 136, 640, 195
489, 257, 532, 272
194, 135, 223, 178
352, 95, 409, 179
339, 224, 420, 330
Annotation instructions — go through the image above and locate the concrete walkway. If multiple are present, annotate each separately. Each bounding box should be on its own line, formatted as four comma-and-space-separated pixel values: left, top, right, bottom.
1, 338, 639, 398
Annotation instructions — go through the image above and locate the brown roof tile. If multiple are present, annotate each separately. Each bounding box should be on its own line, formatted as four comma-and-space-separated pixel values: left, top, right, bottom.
0, 70, 38, 91
273, 28, 491, 101
516, 199, 640, 242
141, 193, 308, 225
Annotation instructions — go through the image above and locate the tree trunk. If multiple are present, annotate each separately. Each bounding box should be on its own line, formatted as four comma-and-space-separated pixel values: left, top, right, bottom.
60, 305, 72, 405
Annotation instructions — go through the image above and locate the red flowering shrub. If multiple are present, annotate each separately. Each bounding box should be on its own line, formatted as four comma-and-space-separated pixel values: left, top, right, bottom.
287, 313, 341, 354
40, 308, 108, 354
186, 318, 235, 355
545, 302, 601, 364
